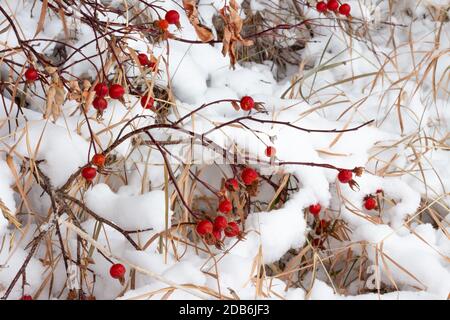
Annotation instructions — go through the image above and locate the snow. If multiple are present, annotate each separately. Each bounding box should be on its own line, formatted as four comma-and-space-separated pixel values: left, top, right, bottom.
85, 183, 172, 232
0, 0, 448, 300
17, 121, 90, 186
0, 236, 45, 299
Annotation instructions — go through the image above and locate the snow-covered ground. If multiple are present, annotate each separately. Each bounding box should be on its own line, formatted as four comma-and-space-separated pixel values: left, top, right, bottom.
0, 0, 449, 300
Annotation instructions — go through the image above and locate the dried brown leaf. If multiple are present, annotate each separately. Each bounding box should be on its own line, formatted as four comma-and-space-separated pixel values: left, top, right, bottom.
219, 0, 254, 68
183, 0, 214, 42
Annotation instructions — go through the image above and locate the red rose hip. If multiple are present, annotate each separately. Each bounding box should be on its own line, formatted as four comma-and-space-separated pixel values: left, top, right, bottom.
156, 19, 169, 30
92, 153, 106, 167
92, 97, 108, 111
81, 166, 97, 181
337, 169, 353, 183
110, 263, 126, 279
148, 61, 156, 71
138, 53, 150, 66
240, 96, 254, 111
214, 216, 228, 230
339, 3, 351, 16
140, 95, 154, 109
241, 167, 258, 185
109, 84, 125, 99
20, 295, 33, 300
218, 198, 232, 213
196, 220, 213, 235
327, 0, 339, 11
265, 146, 276, 157
309, 203, 321, 216
212, 229, 222, 240
94, 83, 108, 97
364, 197, 377, 210
312, 238, 323, 248
316, 1, 328, 12
165, 10, 180, 25
316, 219, 329, 234
225, 178, 239, 192
224, 222, 240, 237
24, 67, 39, 82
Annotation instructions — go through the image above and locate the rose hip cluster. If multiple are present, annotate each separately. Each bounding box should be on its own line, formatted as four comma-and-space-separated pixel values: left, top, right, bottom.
92, 82, 125, 113
195, 167, 259, 246
316, 1, 351, 16
307, 167, 366, 250
136, 51, 159, 110
307, 168, 358, 218
81, 153, 107, 183
136, 56, 165, 111
154, 9, 180, 32
95, 50, 164, 113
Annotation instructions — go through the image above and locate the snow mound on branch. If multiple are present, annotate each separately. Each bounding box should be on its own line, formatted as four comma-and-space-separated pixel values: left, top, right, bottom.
0, 243, 45, 299
352, 224, 450, 297
234, 189, 309, 264
307, 279, 445, 300
85, 183, 171, 231
13, 120, 90, 187
338, 173, 421, 228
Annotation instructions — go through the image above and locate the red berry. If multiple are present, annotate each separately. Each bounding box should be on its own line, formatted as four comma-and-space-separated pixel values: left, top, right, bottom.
81, 166, 97, 181
376, 189, 383, 194
24, 67, 39, 82
92, 97, 108, 111
364, 197, 377, 210
140, 95, 154, 109
312, 238, 323, 248
224, 222, 240, 237
110, 263, 126, 279
138, 53, 150, 66
165, 10, 180, 25
156, 19, 169, 30
316, 219, 329, 234
218, 198, 233, 213
309, 203, 321, 216
214, 216, 228, 231
240, 96, 254, 111
20, 295, 33, 300
225, 178, 239, 192
148, 61, 157, 71
337, 169, 353, 183
327, 0, 339, 11
339, 3, 351, 16
92, 153, 106, 167
265, 146, 276, 157
196, 220, 213, 235
212, 229, 222, 240
241, 167, 258, 185
316, 1, 328, 12
94, 83, 108, 97
109, 84, 125, 99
